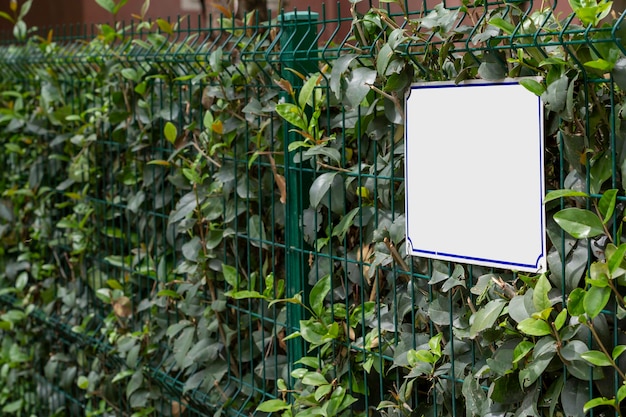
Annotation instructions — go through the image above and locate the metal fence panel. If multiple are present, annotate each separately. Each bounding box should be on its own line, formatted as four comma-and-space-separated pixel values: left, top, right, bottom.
0, 1, 625, 416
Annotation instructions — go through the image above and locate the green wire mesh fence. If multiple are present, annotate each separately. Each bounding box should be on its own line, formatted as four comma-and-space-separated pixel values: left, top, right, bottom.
0, 0, 625, 416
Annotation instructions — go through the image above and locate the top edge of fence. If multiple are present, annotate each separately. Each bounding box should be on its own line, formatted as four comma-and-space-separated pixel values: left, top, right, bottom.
0, 2, 623, 80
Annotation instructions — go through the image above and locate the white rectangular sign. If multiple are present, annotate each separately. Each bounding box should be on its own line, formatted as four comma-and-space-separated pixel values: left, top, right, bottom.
404, 80, 546, 273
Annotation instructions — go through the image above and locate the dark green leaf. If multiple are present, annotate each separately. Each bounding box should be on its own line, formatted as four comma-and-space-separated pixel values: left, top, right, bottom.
562, 378, 590, 417
174, 327, 195, 368
332, 207, 359, 241
478, 50, 506, 80
519, 348, 555, 387
541, 75, 568, 113
126, 370, 143, 398
462, 374, 488, 417
469, 299, 506, 338
598, 189, 618, 224
345, 67, 377, 108
183, 370, 208, 393
309, 172, 338, 208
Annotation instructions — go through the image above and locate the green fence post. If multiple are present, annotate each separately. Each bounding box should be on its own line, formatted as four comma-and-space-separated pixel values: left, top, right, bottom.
279, 10, 319, 370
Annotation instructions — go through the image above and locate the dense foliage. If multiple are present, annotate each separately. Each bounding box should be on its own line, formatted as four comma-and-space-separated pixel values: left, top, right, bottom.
0, 0, 625, 416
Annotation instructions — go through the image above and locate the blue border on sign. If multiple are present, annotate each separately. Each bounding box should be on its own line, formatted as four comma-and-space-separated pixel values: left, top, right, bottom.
404, 80, 545, 271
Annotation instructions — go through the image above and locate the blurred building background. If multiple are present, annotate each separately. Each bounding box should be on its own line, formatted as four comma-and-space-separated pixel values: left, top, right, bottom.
0, 0, 354, 33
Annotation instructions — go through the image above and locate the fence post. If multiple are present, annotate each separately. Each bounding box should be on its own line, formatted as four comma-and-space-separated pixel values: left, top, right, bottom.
279, 10, 319, 371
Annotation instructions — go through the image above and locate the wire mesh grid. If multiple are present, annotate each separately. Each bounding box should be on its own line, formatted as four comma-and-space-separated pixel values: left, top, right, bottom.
0, 0, 625, 416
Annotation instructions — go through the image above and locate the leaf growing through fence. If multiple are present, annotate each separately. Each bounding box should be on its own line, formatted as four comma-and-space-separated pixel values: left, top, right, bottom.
469, 299, 506, 338
310, 274, 331, 319
553, 208, 604, 239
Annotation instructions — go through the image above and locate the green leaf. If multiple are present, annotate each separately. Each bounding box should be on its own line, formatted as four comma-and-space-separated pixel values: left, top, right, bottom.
598, 189, 618, 224
612, 345, 626, 360
517, 317, 552, 336
156, 18, 173, 35
156, 289, 182, 299
77, 375, 89, 390
519, 344, 555, 387
174, 327, 194, 368
126, 371, 144, 399
276, 103, 308, 131
583, 285, 611, 318
112, 0, 129, 15
618, 383, 626, 403
332, 207, 359, 241
121, 68, 138, 82
553, 308, 568, 330
543, 189, 588, 204
112, 369, 134, 384
315, 384, 333, 402
469, 299, 506, 338
226, 290, 266, 300
567, 288, 586, 316
553, 208, 605, 239
512, 341, 534, 363
18, 0, 32, 20
95, 0, 115, 13
541, 75, 568, 113
533, 273, 552, 311
0, 11, 14, 23
581, 350, 613, 366
257, 399, 290, 413
222, 264, 239, 289
489, 17, 516, 34
164, 121, 177, 144
302, 371, 328, 386
583, 397, 615, 413
478, 51, 506, 80
345, 67, 377, 107
310, 274, 331, 318
296, 356, 320, 369
299, 73, 319, 110
584, 58, 615, 72
309, 172, 339, 208
608, 243, 626, 276
519, 78, 546, 96
590, 152, 612, 194
203, 110, 214, 130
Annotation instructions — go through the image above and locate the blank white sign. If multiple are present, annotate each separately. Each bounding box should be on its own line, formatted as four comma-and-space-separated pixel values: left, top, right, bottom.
404, 80, 546, 273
